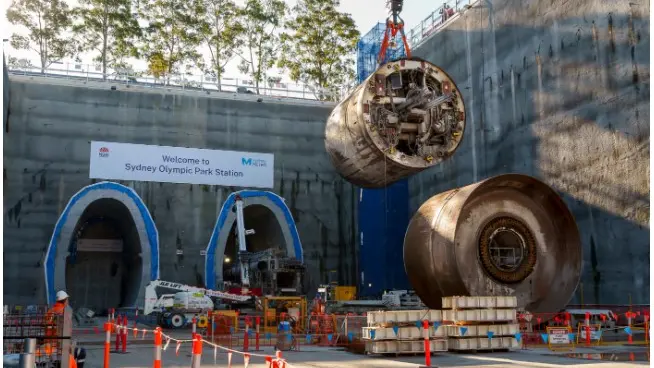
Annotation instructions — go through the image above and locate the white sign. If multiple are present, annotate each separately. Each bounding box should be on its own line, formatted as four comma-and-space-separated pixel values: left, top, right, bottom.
579, 326, 602, 341
89, 141, 274, 188
548, 328, 571, 344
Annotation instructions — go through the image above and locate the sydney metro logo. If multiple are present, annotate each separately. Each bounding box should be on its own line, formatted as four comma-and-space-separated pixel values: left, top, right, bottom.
98, 147, 110, 158
241, 157, 266, 167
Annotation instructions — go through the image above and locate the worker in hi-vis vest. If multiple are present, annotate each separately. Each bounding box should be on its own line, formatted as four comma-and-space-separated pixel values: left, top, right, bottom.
37, 291, 86, 368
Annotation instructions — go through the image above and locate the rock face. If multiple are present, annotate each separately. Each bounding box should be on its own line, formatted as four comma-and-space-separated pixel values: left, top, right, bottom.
410, 0, 650, 305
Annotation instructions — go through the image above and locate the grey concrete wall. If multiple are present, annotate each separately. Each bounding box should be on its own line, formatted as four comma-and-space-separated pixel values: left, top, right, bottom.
3, 55, 8, 132
411, 0, 649, 304
3, 76, 357, 306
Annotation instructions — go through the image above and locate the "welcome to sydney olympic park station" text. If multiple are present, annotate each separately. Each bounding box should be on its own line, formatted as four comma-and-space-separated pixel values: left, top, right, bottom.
124, 154, 248, 177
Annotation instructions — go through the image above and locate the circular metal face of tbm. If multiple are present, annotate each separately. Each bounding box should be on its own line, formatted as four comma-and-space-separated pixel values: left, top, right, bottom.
324, 57, 466, 188
403, 173, 581, 314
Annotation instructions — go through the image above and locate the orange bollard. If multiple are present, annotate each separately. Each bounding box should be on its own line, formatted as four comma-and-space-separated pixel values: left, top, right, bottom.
206, 311, 213, 339
122, 315, 128, 353
645, 315, 650, 345
153, 327, 162, 368
275, 350, 285, 368
103, 322, 111, 368
585, 312, 591, 346
152, 327, 163, 368
191, 333, 202, 368
192, 316, 197, 338
244, 316, 251, 352
627, 312, 634, 344
114, 315, 121, 351
419, 320, 432, 367
255, 316, 261, 351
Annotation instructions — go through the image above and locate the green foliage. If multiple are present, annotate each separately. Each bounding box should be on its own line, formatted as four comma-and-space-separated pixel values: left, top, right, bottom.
72, 0, 142, 78
278, 0, 359, 101
146, 51, 169, 80
193, 0, 245, 90
7, 56, 34, 69
237, 0, 287, 94
6, 0, 75, 72
139, 0, 202, 83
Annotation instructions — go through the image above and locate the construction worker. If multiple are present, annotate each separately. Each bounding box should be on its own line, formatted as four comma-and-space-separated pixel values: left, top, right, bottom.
40, 291, 86, 368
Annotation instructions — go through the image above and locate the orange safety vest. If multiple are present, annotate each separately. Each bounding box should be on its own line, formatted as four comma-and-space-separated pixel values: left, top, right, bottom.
38, 302, 68, 360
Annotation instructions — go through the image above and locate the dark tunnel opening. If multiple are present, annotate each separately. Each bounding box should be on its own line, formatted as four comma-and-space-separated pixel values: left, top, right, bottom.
222, 204, 294, 292
65, 198, 142, 312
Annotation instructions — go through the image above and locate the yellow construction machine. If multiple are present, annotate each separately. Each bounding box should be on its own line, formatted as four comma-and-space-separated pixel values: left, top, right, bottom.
260, 296, 307, 334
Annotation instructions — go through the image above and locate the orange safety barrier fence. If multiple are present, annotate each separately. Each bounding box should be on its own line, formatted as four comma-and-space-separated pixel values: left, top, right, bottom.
106, 321, 294, 368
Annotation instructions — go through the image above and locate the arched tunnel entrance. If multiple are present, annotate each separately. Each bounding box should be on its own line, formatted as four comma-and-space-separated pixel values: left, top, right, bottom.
44, 182, 159, 310
204, 191, 304, 293
65, 198, 143, 311
222, 204, 297, 291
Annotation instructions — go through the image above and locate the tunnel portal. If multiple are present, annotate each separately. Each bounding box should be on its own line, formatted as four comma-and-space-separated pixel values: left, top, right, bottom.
65, 198, 143, 311
44, 181, 159, 310
222, 204, 285, 279
204, 190, 304, 292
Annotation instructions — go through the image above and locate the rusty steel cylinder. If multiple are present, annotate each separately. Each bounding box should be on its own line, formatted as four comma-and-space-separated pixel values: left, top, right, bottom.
325, 58, 466, 188
404, 174, 581, 314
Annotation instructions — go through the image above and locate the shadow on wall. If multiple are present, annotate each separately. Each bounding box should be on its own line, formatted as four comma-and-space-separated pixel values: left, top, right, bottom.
410, 0, 650, 305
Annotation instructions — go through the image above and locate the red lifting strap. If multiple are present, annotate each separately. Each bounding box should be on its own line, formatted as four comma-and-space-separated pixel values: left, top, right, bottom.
377, 21, 412, 65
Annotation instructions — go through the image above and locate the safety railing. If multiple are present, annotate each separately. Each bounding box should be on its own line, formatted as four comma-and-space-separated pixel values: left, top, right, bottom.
6, 61, 348, 102
94, 307, 650, 368
517, 310, 650, 348
105, 318, 293, 368
406, 0, 480, 48
3, 305, 73, 367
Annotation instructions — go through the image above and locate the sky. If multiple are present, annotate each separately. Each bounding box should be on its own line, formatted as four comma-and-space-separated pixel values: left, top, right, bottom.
0, 0, 444, 82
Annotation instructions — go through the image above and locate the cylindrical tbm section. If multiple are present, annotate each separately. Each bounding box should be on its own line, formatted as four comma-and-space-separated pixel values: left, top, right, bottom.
325, 58, 466, 188
404, 174, 581, 314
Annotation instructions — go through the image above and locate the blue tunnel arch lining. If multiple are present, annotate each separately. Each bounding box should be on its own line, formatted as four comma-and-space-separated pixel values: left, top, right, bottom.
204, 190, 303, 290
43, 181, 160, 305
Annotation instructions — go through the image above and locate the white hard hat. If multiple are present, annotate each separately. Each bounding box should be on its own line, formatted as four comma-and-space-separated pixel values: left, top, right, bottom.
56, 290, 69, 301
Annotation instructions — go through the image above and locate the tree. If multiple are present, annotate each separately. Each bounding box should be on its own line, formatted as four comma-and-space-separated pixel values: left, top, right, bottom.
112, 61, 140, 82
194, 0, 245, 91
6, 0, 75, 73
146, 51, 169, 82
7, 56, 34, 69
72, 0, 142, 79
278, 0, 359, 101
139, 0, 201, 84
237, 0, 287, 94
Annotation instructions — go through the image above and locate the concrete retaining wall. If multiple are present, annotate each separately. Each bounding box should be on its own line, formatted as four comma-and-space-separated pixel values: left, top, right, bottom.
3, 77, 356, 305
411, 0, 650, 304
3, 55, 8, 132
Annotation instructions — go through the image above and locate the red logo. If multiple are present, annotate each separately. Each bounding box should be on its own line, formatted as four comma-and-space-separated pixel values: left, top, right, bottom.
99, 147, 110, 157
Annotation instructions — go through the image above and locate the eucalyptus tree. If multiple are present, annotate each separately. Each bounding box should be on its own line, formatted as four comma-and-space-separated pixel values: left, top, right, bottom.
278, 0, 359, 101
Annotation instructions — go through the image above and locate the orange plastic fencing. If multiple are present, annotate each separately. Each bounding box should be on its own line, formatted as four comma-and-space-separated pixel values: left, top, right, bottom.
517, 309, 651, 347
